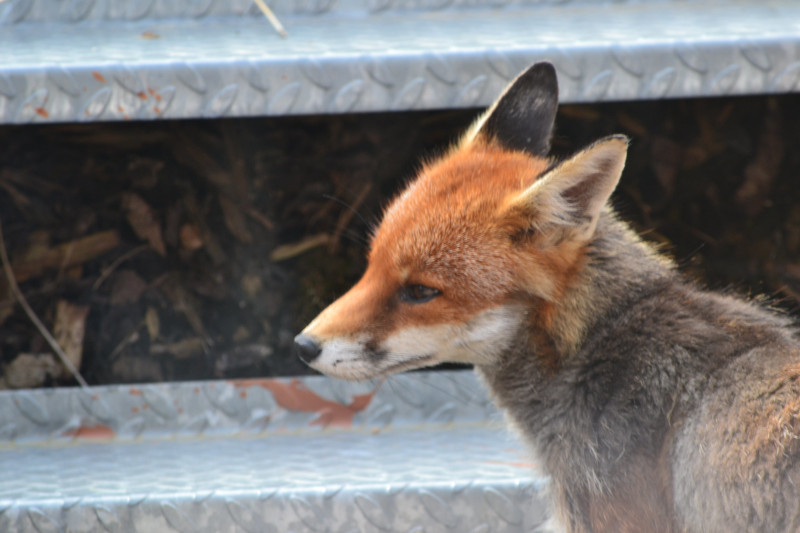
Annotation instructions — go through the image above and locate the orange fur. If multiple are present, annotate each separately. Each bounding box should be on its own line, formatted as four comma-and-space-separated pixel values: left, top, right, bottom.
307, 141, 567, 345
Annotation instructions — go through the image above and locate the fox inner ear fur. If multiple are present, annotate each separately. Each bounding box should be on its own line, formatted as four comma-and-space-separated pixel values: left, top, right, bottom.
506, 135, 630, 243
465, 62, 558, 156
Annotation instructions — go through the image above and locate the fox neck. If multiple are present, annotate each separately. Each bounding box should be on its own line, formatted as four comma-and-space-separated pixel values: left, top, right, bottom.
476, 211, 680, 529
479, 210, 675, 394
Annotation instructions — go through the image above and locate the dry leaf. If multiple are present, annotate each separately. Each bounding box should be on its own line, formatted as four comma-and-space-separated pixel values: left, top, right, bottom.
10, 230, 120, 283
52, 300, 90, 379
110, 354, 164, 382
150, 337, 206, 359
127, 158, 164, 190
122, 193, 166, 256
162, 281, 210, 341
110, 270, 148, 305
241, 274, 263, 299
1, 353, 60, 389
179, 223, 204, 252
233, 326, 251, 342
220, 196, 253, 243
183, 194, 226, 264
145, 307, 160, 341
19, 230, 50, 263
214, 344, 273, 377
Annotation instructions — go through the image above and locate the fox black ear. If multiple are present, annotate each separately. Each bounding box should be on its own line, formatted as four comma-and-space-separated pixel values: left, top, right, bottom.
467, 62, 558, 156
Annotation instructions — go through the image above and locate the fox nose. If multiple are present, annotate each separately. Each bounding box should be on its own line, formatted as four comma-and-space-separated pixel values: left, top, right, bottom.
294, 334, 322, 364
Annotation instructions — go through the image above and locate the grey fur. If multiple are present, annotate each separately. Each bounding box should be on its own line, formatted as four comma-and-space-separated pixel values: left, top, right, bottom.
478, 211, 800, 532
470, 64, 800, 531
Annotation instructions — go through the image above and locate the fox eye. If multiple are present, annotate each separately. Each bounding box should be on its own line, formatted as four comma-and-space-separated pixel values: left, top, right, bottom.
400, 284, 441, 304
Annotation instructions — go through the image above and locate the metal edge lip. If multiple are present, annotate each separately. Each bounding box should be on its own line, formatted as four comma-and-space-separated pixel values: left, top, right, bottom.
0, 370, 499, 444
0, 476, 548, 532
0, 0, 753, 24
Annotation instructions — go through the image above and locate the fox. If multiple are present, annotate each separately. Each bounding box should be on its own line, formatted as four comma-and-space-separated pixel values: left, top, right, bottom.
294, 62, 800, 532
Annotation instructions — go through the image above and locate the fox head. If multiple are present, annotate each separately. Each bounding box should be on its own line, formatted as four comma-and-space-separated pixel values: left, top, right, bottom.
295, 62, 628, 381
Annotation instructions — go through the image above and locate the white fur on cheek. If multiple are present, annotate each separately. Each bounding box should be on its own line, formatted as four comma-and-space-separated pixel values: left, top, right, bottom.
309, 305, 524, 380
380, 304, 524, 368
457, 304, 526, 362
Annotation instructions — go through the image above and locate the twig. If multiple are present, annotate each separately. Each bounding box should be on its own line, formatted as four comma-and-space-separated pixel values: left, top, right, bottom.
328, 182, 372, 253
270, 233, 331, 262
246, 207, 275, 231
0, 220, 89, 390
107, 324, 142, 361
253, 0, 288, 38
92, 244, 148, 291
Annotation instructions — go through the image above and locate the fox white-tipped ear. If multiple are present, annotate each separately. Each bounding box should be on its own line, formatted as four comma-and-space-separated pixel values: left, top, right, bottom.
464, 62, 558, 156
510, 135, 629, 242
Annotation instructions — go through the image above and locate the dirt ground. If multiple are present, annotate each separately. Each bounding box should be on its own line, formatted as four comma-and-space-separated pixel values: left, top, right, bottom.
1, 94, 799, 388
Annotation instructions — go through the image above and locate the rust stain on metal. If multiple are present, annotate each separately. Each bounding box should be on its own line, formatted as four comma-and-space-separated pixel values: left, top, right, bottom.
34, 107, 49, 118
234, 378, 377, 427
63, 424, 115, 440
129, 387, 142, 396
92, 71, 106, 83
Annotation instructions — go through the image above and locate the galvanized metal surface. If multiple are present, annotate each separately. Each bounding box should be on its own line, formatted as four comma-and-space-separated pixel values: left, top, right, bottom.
0, 371, 500, 443
0, 371, 551, 531
0, 425, 548, 532
2, 1, 800, 123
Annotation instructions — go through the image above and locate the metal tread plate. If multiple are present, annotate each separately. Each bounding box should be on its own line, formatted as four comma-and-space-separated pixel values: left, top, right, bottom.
0, 372, 502, 443
2, 0, 800, 123
0, 424, 547, 532
0, 371, 550, 532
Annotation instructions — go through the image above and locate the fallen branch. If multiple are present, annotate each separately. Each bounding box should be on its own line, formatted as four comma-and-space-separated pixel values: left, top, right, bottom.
0, 220, 89, 390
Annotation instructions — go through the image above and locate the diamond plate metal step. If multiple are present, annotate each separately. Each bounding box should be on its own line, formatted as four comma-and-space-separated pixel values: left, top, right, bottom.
0, 371, 550, 532
2, 0, 800, 123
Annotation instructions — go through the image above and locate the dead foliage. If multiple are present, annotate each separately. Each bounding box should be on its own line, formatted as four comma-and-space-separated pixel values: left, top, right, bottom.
1, 96, 799, 388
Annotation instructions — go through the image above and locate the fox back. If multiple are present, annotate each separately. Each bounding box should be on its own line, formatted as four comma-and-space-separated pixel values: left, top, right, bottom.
295, 62, 800, 533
